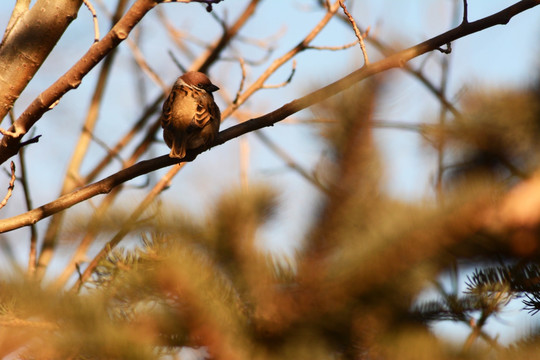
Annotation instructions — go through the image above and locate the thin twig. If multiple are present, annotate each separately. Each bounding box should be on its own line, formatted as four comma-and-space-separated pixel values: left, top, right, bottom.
83, 0, 100, 42
255, 131, 329, 193
157, 7, 197, 61
462, 0, 469, 24
371, 119, 425, 132
0, 162, 16, 210
194, 0, 261, 73
236, 25, 286, 48
435, 55, 450, 202
168, 50, 188, 73
220, 46, 274, 66
222, 0, 342, 118
208, 2, 227, 30
233, 57, 247, 105
126, 38, 168, 92
306, 39, 359, 51
338, 0, 369, 65
19, 135, 41, 148
87, 130, 125, 164
159, 0, 224, 12
8, 109, 38, 275
262, 60, 297, 89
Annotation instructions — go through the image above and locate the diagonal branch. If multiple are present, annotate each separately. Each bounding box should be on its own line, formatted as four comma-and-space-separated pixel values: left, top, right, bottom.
0, 161, 16, 210
0, 0, 83, 124
0, 0, 159, 165
338, 0, 369, 65
254, 131, 329, 193
0, 0, 537, 234
0, 155, 176, 233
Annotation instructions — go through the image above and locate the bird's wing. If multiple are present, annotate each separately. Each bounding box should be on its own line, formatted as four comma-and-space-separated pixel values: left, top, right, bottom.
190, 88, 219, 129
160, 86, 178, 129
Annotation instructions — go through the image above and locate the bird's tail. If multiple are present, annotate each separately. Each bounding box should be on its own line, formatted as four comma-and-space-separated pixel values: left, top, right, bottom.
169, 137, 187, 159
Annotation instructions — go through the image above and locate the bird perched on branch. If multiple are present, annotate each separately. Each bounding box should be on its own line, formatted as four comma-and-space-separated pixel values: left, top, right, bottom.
161, 71, 221, 159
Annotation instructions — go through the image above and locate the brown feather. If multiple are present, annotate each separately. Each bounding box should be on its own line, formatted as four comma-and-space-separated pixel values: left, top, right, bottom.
160, 72, 221, 159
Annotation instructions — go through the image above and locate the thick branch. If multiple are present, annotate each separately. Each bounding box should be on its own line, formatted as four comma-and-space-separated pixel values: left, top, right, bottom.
2, 0, 31, 41
0, 0, 537, 234
0, 0, 158, 165
0, 155, 176, 233
0, 0, 83, 122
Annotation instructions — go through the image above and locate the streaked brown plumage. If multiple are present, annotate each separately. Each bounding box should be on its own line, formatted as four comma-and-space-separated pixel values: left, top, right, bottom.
161, 71, 221, 159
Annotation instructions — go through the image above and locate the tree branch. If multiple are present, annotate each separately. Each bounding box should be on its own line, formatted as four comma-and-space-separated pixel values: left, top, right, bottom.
194, 0, 261, 73
0, 0, 537, 234
0, 155, 177, 233
0, 0, 83, 123
0, 162, 16, 210
338, 0, 369, 65
0, 0, 158, 165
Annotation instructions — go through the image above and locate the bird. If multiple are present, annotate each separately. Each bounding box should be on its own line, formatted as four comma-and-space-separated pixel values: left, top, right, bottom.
160, 71, 221, 159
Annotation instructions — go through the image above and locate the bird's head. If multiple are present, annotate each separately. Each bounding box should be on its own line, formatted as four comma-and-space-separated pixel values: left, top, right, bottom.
179, 71, 220, 93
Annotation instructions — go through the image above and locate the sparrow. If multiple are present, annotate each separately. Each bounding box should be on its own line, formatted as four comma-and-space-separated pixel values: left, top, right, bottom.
161, 71, 221, 159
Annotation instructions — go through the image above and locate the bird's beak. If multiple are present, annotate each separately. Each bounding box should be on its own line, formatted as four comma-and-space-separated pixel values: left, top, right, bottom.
208, 84, 220, 93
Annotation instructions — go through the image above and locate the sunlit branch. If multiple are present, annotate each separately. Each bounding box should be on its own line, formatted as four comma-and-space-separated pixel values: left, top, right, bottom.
338, 0, 369, 65
306, 39, 359, 51
83, 0, 100, 42
262, 60, 297, 89
0, 162, 16, 210
223, 0, 342, 117
233, 58, 247, 105
0, 0, 159, 165
0, 0, 536, 235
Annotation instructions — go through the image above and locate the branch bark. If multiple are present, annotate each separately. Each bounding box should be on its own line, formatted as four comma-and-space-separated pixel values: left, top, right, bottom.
0, 0, 83, 122
0, 0, 537, 234
0, 0, 159, 165
0, 155, 176, 233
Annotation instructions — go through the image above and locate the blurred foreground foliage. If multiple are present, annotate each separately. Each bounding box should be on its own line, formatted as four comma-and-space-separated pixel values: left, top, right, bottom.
1, 78, 540, 359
